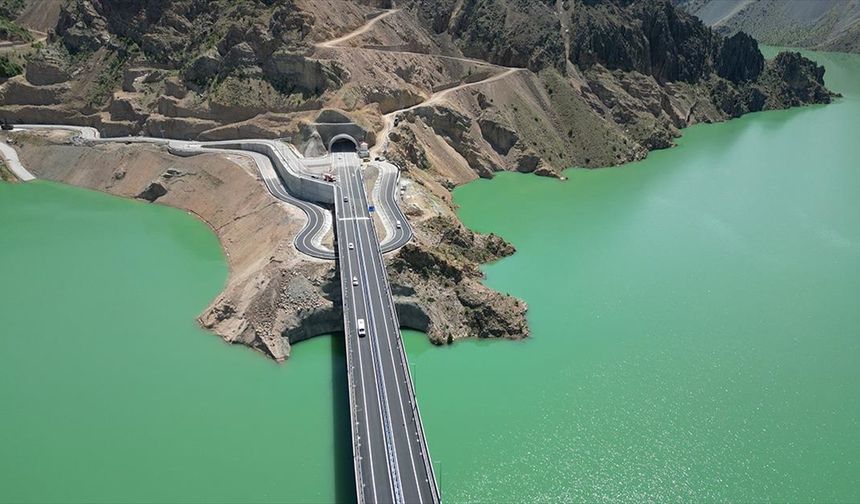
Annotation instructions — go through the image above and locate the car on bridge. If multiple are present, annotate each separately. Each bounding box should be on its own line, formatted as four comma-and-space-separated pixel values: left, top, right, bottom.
348, 242, 354, 250
357, 318, 366, 337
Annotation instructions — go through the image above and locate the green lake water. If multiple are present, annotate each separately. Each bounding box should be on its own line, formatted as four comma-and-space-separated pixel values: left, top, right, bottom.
2, 48, 860, 503
0, 183, 353, 503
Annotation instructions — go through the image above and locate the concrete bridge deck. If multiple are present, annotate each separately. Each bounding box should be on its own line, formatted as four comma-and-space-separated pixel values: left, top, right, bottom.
334, 152, 440, 504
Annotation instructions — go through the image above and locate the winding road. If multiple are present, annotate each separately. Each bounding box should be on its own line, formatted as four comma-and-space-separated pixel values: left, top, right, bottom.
0, 9, 532, 501
1, 125, 414, 260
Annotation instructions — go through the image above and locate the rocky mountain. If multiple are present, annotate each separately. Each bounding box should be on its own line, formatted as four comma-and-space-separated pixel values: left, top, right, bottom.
2, 0, 834, 166
0, 0, 838, 358
677, 0, 860, 53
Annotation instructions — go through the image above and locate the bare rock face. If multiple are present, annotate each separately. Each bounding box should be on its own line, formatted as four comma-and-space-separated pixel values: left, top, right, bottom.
514, 152, 541, 173
478, 118, 519, 155
184, 49, 222, 85
163, 78, 187, 99
408, 105, 495, 178
223, 42, 258, 71
365, 87, 425, 114
136, 182, 167, 202
368, 212, 529, 345
143, 115, 221, 140
55, 0, 112, 53
316, 109, 352, 123
108, 96, 147, 123
571, 0, 716, 83
716, 31, 764, 83
388, 128, 430, 171
413, 0, 565, 72
263, 51, 344, 96
25, 52, 71, 86
763, 51, 833, 106
0, 78, 67, 106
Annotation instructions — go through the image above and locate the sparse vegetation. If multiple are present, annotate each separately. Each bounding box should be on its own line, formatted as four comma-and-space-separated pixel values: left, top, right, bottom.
0, 17, 31, 43
0, 0, 25, 20
87, 51, 133, 106
0, 54, 22, 78
0, 159, 17, 182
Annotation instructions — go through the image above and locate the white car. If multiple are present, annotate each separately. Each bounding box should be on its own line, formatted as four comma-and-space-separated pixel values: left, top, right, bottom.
343, 196, 348, 202
352, 276, 359, 287
348, 242, 354, 250
357, 318, 366, 337
395, 220, 402, 229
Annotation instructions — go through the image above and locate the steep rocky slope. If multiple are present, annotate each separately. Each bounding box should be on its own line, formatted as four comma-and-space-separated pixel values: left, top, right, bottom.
0, 0, 837, 360
677, 0, 860, 53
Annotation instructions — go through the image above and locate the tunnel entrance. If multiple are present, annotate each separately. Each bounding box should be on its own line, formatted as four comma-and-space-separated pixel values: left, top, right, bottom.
329, 134, 358, 153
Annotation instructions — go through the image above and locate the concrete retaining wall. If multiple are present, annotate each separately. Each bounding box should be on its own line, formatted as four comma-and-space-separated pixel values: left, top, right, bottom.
213, 141, 335, 205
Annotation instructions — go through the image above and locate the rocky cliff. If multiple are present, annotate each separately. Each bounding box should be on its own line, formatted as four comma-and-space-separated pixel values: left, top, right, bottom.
677, 0, 860, 54
0, 0, 838, 360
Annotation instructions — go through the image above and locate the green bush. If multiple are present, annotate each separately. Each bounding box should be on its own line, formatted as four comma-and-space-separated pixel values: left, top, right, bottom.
0, 0, 25, 20
0, 17, 32, 43
0, 54, 22, 78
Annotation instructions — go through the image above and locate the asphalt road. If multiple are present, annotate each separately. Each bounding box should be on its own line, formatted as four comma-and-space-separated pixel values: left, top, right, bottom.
7, 126, 411, 261
8, 124, 432, 501
374, 161, 413, 253
9, 126, 337, 259
335, 152, 439, 504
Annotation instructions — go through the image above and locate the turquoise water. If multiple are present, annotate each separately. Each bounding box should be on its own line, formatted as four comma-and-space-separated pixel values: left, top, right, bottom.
0, 182, 352, 503
431, 48, 860, 502
2, 47, 860, 503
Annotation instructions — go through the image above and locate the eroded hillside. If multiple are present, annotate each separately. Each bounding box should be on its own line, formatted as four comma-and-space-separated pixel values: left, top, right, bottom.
0, 0, 838, 359
677, 0, 860, 54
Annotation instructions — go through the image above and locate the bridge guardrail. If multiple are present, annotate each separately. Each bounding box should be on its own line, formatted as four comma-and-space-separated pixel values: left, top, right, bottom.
359, 170, 442, 504
335, 192, 367, 504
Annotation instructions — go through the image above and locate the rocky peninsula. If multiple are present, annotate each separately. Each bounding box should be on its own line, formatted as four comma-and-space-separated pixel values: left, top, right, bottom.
0, 0, 834, 361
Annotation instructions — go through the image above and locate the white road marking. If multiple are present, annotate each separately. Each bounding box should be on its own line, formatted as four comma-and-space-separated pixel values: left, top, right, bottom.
350, 161, 425, 503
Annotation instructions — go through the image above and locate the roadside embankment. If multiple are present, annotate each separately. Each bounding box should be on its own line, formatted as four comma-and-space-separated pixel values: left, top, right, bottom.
5, 131, 529, 360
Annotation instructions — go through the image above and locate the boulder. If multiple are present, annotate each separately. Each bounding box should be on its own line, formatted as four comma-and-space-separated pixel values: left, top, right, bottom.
163, 77, 187, 99
184, 49, 221, 84
223, 42, 257, 70
108, 96, 147, 123
25, 56, 71, 86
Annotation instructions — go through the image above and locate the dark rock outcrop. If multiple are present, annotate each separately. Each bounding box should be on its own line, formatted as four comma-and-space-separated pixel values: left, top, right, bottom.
136, 181, 167, 202
413, 0, 565, 72
761, 51, 833, 107
716, 31, 764, 83
570, 0, 716, 83
478, 117, 518, 155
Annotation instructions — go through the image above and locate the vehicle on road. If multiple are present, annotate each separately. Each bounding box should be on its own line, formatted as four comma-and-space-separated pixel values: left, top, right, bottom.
352, 276, 359, 286
357, 318, 366, 337
396, 220, 402, 229
348, 242, 354, 250
344, 196, 348, 202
